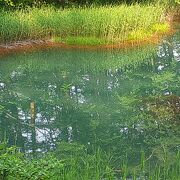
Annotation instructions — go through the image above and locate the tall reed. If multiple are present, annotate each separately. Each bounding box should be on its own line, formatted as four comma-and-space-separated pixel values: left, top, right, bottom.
0, 4, 169, 44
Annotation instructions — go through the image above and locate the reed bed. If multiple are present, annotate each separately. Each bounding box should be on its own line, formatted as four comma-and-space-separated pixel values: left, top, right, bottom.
0, 4, 169, 44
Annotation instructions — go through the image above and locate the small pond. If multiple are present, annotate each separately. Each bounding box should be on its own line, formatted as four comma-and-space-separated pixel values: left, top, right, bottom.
0, 30, 179, 164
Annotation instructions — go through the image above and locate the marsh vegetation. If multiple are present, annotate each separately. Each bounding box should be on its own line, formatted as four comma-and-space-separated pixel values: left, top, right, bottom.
0, 0, 180, 179
0, 3, 174, 45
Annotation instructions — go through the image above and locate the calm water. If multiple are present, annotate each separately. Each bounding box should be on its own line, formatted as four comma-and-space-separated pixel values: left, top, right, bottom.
0, 31, 179, 160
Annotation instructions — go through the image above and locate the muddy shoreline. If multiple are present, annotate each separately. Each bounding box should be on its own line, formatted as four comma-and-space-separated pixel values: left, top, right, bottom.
0, 23, 178, 57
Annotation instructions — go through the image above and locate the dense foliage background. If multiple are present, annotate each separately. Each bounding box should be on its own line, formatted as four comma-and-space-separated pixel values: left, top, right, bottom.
0, 0, 179, 8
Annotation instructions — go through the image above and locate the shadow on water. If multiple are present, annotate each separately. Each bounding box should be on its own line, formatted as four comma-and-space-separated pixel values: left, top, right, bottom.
0, 30, 179, 169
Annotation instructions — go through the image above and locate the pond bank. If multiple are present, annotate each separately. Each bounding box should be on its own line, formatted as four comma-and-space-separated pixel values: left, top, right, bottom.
0, 4, 179, 56
0, 24, 176, 57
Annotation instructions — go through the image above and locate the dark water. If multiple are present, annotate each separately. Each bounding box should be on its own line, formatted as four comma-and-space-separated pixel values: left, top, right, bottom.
0, 31, 179, 161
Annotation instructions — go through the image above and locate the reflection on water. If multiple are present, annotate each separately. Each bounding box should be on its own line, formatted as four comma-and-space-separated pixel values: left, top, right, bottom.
0, 31, 179, 160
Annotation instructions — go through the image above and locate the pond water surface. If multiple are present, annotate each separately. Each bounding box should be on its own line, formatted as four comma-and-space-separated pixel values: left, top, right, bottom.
0, 31, 179, 163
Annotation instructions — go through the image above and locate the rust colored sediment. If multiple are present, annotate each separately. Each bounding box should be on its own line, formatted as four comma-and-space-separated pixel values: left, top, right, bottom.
0, 26, 177, 57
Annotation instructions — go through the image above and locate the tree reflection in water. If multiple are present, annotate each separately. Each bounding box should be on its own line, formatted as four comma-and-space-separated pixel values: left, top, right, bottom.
0, 31, 179, 164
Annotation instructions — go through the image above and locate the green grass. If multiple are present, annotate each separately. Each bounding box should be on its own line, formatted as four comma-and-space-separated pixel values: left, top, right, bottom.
52, 36, 109, 45
0, 4, 170, 45
65, 36, 109, 45
0, 144, 179, 180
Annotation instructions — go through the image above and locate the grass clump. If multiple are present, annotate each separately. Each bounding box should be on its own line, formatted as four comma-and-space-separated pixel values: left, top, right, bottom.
151, 23, 170, 33
0, 143, 179, 180
66, 36, 108, 45
0, 4, 170, 45
128, 23, 170, 40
